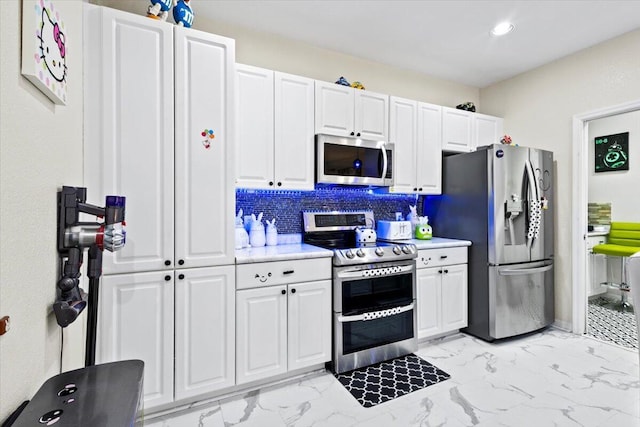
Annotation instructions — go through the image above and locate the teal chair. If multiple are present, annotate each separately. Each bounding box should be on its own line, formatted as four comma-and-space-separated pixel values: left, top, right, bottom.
592, 222, 640, 310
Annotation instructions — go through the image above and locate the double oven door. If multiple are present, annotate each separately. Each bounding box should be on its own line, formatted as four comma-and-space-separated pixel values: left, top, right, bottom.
333, 259, 417, 373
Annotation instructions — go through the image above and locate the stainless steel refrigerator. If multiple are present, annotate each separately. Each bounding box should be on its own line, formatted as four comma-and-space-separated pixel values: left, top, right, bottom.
425, 144, 554, 341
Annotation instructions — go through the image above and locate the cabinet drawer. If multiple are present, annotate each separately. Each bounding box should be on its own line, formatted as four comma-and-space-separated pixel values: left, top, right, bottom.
236, 257, 331, 289
417, 247, 467, 269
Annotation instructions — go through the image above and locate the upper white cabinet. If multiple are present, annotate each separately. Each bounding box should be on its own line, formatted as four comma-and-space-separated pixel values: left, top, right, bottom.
236, 64, 314, 190
442, 107, 504, 153
315, 80, 388, 141
442, 107, 473, 152
85, 6, 235, 273
389, 97, 442, 194
473, 113, 504, 149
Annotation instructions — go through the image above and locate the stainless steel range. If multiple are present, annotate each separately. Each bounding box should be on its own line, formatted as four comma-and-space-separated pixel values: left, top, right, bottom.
302, 210, 418, 373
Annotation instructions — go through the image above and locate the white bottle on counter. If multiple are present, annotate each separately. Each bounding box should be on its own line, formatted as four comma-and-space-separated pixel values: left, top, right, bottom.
265, 219, 278, 246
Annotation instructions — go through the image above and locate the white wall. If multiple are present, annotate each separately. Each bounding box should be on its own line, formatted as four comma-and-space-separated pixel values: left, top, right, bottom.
95, 0, 480, 109
0, 0, 85, 420
588, 110, 640, 222
480, 30, 640, 329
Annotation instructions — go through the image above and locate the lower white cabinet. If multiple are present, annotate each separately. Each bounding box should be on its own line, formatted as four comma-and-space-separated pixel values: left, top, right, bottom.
175, 266, 235, 400
416, 247, 468, 339
98, 266, 235, 409
236, 258, 331, 385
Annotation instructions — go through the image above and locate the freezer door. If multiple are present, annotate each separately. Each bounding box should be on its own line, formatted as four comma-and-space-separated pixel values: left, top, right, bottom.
489, 260, 554, 339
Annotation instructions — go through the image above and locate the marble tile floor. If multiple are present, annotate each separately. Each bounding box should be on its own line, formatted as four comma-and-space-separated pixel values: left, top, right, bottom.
145, 329, 640, 427
587, 296, 638, 349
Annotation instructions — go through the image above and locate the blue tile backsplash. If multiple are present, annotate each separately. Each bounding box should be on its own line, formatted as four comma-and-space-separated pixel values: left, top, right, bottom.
236, 186, 425, 234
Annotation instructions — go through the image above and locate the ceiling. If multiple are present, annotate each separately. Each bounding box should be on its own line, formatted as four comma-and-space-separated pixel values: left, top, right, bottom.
192, 0, 640, 88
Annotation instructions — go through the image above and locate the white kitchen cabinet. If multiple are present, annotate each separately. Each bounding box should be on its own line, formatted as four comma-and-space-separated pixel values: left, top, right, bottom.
389, 97, 442, 194
236, 258, 331, 385
236, 65, 314, 190
315, 80, 388, 141
442, 107, 504, 153
98, 271, 175, 408
85, 6, 235, 273
416, 247, 468, 339
442, 107, 473, 153
175, 266, 235, 400
474, 113, 504, 149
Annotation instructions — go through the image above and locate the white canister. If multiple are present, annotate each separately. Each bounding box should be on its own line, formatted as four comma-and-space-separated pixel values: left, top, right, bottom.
249, 223, 266, 247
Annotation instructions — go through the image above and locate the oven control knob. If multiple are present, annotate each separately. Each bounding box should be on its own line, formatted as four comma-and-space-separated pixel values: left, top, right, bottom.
375, 247, 384, 257
401, 245, 411, 254
345, 250, 355, 259
356, 249, 365, 258
393, 245, 402, 255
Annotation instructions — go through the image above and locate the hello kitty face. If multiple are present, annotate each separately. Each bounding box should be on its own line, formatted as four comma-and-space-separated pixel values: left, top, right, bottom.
39, 8, 66, 83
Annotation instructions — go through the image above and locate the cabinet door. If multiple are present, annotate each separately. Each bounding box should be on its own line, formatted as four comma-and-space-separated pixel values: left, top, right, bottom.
355, 90, 389, 141
416, 102, 442, 194
416, 267, 441, 339
274, 72, 315, 190
388, 96, 418, 193
175, 266, 235, 400
441, 264, 468, 332
287, 280, 332, 370
98, 271, 174, 409
442, 107, 473, 152
314, 80, 354, 137
236, 286, 288, 384
474, 113, 504, 149
84, 7, 174, 274
174, 27, 236, 268
235, 64, 275, 189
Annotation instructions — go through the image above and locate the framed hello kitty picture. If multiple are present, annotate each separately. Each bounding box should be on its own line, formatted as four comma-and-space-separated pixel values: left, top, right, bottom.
21, 0, 67, 105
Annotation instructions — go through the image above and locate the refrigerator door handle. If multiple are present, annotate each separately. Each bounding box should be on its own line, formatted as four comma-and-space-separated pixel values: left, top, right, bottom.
498, 264, 553, 276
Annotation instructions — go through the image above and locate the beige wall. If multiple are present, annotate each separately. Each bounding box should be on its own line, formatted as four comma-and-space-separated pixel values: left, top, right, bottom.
480, 29, 640, 328
0, 0, 85, 420
95, 0, 480, 109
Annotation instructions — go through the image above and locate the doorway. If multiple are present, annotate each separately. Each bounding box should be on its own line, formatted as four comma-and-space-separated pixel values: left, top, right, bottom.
572, 99, 640, 343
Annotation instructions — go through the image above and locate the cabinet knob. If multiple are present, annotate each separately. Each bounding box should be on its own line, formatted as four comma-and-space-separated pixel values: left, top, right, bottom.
418, 188, 423, 191
283, 270, 294, 275
178, 274, 185, 280
178, 259, 185, 266
413, 188, 417, 192
350, 132, 355, 136
269, 181, 274, 186
291, 288, 296, 294
164, 275, 171, 281
164, 260, 171, 266
281, 289, 286, 295
444, 269, 449, 274
356, 132, 361, 137
277, 182, 282, 187
438, 270, 443, 274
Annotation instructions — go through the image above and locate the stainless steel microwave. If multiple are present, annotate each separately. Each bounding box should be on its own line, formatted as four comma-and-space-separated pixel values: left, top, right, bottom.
316, 134, 393, 186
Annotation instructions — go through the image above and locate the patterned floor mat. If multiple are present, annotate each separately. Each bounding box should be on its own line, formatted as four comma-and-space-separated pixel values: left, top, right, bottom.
587, 297, 638, 349
334, 354, 450, 408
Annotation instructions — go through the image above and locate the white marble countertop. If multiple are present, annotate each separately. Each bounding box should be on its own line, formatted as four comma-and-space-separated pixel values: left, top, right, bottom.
235, 243, 333, 264
381, 237, 472, 250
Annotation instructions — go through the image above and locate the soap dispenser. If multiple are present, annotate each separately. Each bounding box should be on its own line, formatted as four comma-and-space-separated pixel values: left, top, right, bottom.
265, 218, 278, 246
235, 209, 250, 249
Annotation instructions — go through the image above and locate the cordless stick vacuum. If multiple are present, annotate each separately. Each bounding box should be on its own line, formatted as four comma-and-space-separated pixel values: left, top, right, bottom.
54, 186, 126, 366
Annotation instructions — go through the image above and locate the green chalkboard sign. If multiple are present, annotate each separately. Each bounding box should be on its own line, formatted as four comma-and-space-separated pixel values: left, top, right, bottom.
595, 132, 629, 172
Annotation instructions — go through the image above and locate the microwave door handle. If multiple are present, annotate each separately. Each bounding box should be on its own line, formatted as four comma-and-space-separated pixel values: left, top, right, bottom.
380, 145, 388, 179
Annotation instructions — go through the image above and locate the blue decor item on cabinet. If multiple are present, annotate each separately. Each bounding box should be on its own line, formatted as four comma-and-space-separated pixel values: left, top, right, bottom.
173, 0, 194, 27
147, 0, 173, 20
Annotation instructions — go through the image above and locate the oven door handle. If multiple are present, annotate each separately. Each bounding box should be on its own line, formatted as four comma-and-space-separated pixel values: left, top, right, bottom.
338, 303, 414, 323
336, 264, 415, 279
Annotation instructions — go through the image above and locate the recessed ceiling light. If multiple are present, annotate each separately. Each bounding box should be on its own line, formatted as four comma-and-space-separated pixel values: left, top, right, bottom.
491, 22, 514, 36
